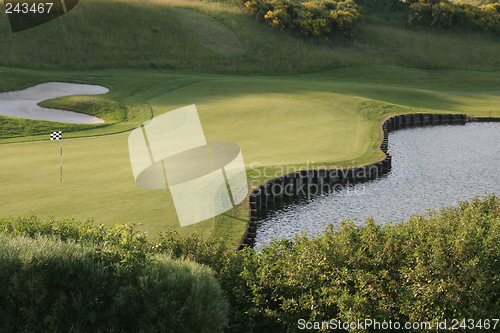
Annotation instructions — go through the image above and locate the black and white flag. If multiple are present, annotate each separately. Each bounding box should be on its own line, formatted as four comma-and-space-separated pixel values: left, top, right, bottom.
50, 131, 64, 181
50, 131, 62, 140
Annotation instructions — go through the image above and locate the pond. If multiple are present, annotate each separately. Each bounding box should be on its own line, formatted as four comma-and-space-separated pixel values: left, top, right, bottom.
254, 122, 500, 250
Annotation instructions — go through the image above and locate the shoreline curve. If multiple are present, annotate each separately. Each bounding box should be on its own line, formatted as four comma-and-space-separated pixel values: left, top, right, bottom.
238, 113, 473, 250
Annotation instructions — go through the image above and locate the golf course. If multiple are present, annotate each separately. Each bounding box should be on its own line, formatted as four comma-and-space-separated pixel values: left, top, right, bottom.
0, 0, 499, 247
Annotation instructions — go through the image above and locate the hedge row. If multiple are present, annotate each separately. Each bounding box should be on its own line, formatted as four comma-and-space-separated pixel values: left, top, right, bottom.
243, 0, 362, 37
241, 0, 500, 37
0, 234, 228, 333
152, 195, 500, 332
1, 194, 499, 332
407, 0, 500, 32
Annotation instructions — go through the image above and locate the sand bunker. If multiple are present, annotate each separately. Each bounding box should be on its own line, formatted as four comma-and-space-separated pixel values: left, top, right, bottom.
0, 82, 109, 123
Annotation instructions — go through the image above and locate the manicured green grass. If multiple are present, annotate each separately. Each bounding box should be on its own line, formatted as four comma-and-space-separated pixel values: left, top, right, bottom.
0, 66, 499, 247
1, 0, 499, 246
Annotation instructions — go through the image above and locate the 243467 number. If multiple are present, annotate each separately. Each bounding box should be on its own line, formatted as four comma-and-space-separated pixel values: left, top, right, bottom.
5, 2, 54, 14
450, 319, 499, 330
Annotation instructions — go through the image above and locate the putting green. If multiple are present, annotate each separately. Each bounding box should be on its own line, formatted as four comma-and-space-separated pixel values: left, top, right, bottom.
1, 71, 499, 246
149, 78, 370, 167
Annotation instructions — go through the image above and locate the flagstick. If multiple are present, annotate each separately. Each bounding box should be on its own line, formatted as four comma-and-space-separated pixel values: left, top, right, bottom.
60, 139, 63, 182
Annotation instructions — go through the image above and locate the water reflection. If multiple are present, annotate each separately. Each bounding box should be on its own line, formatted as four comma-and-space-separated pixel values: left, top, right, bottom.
255, 122, 500, 250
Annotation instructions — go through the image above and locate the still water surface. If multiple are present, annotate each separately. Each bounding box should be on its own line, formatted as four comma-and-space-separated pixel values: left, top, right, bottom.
255, 122, 500, 250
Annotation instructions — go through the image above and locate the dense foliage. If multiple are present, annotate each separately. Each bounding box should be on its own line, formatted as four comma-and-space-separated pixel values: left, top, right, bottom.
154, 194, 500, 332
1, 194, 499, 332
406, 0, 500, 31
0, 225, 228, 332
242, 0, 500, 37
243, 0, 362, 36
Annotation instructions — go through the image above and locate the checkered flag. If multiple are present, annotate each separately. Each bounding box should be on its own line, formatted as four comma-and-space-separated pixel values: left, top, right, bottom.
50, 131, 64, 181
50, 131, 62, 140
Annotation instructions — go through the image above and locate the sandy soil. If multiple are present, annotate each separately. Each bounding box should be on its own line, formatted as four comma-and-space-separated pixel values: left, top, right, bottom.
0, 82, 109, 123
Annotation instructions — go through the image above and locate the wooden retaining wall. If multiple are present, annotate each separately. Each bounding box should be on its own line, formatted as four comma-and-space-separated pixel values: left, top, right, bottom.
238, 113, 468, 250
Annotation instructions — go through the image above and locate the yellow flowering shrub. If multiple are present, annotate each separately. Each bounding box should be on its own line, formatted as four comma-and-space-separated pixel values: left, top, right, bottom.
243, 0, 362, 37
407, 0, 500, 32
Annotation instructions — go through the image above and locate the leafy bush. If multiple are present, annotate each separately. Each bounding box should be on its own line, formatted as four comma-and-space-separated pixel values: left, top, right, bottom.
0, 234, 228, 332
0, 216, 149, 267
0, 235, 115, 332
2, 195, 499, 332
151, 230, 259, 332
243, 0, 362, 37
477, 2, 500, 30
145, 195, 500, 332
114, 254, 228, 333
239, 195, 500, 332
407, 0, 500, 32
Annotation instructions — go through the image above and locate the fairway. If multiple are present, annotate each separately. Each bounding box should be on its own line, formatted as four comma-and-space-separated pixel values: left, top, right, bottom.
1, 0, 500, 329
0, 0, 499, 245
1, 70, 499, 245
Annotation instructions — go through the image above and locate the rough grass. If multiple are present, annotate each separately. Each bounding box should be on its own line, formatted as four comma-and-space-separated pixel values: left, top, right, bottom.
173, 7, 245, 54
39, 95, 126, 122
0, 0, 498, 73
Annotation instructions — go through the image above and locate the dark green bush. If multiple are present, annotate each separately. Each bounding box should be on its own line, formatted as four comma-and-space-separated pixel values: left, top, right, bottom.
114, 254, 228, 333
0, 234, 228, 333
151, 230, 259, 332
407, 0, 500, 32
238, 195, 500, 332
1, 195, 499, 333
0, 235, 116, 332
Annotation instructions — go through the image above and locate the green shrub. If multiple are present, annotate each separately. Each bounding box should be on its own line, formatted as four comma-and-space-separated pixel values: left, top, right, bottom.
243, 0, 362, 37
0, 215, 96, 243
0, 235, 117, 332
2, 195, 499, 333
408, 0, 500, 32
151, 230, 259, 332
0, 234, 229, 332
0, 215, 149, 267
264, 0, 296, 30
396, 195, 500, 322
297, 0, 362, 37
239, 195, 500, 332
114, 254, 229, 333
477, 2, 500, 30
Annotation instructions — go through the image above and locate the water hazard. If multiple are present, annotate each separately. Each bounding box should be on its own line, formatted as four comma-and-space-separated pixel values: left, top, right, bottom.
255, 122, 500, 250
